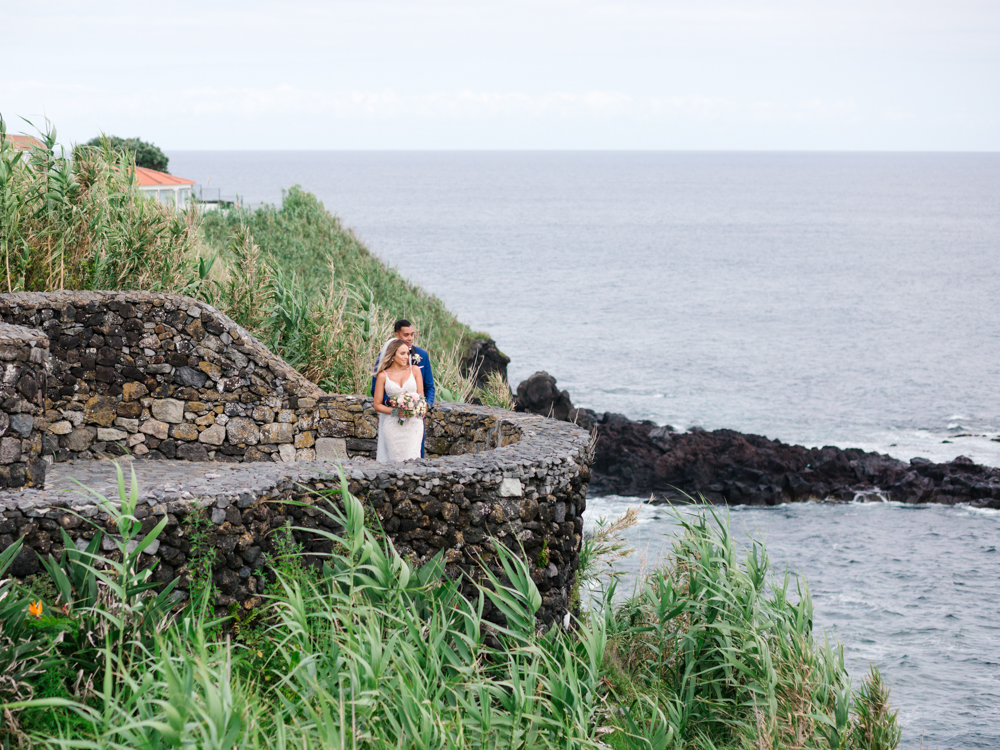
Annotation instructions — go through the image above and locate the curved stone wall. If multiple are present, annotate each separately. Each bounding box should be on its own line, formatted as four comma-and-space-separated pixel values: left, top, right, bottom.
0, 291, 593, 627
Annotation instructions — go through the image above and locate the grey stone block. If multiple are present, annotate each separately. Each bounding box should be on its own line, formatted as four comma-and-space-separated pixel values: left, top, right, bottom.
500, 478, 523, 497
226, 417, 259, 445
174, 366, 208, 388
140, 419, 169, 439
152, 399, 185, 424
315, 437, 347, 461
260, 423, 293, 444
97, 428, 128, 442
115, 417, 139, 433
198, 424, 226, 446
49, 420, 73, 435
10, 413, 33, 437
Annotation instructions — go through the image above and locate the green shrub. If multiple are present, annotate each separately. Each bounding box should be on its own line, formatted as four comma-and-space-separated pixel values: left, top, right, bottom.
199, 186, 480, 397
592, 505, 901, 750
476, 370, 515, 410
82, 135, 169, 172
0, 119, 203, 295
537, 540, 550, 568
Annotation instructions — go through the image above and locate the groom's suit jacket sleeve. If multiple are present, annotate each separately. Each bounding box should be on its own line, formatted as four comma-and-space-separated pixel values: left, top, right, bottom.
416, 346, 435, 405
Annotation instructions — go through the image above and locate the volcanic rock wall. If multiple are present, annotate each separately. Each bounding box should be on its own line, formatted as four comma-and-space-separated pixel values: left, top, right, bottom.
0, 324, 48, 488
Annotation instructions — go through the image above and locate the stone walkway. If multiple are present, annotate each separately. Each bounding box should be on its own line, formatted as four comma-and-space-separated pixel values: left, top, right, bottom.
0, 457, 358, 515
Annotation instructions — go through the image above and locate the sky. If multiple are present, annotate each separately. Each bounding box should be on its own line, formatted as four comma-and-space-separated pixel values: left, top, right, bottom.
2, 0, 998, 151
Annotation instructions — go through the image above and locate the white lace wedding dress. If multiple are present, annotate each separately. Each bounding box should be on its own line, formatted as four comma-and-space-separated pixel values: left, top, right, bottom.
376, 372, 424, 462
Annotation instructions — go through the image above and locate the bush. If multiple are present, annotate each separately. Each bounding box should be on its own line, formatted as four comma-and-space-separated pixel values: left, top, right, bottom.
588, 505, 901, 749
0, 121, 202, 294
82, 135, 169, 172
199, 186, 479, 396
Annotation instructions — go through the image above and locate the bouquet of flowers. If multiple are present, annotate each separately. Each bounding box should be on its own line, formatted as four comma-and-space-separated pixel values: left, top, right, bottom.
389, 392, 428, 425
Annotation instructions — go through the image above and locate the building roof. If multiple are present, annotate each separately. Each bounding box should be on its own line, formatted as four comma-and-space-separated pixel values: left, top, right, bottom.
2, 135, 44, 151
134, 166, 195, 187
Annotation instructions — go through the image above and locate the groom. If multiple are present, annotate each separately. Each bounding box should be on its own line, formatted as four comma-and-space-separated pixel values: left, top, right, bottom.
371, 318, 435, 455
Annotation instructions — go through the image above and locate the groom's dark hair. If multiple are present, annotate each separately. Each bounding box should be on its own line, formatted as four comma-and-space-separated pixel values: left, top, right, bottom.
394, 319, 412, 332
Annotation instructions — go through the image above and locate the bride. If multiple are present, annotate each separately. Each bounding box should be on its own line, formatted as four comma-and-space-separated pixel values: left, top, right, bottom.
373, 339, 425, 462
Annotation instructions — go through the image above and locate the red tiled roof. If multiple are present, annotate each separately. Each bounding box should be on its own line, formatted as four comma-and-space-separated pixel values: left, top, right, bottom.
2, 135, 44, 151
134, 166, 195, 186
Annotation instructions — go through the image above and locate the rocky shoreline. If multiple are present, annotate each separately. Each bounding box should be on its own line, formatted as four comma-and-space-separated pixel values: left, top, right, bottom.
514, 371, 1000, 508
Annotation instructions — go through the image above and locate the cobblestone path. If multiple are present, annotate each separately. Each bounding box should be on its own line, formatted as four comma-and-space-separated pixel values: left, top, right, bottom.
0, 458, 353, 512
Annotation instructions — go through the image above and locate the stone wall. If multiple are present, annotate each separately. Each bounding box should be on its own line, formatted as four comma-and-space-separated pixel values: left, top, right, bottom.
0, 404, 590, 626
0, 291, 594, 627
316, 394, 522, 461
0, 291, 324, 464
0, 324, 48, 488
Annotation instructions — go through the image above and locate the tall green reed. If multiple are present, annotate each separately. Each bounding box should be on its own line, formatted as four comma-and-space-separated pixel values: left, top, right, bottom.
2, 478, 900, 749
4, 468, 609, 748
593, 503, 900, 750
0, 118, 202, 294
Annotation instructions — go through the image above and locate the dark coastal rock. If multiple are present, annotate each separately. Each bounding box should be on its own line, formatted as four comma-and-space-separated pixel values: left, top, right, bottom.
463, 338, 511, 389
515, 372, 593, 428
589, 414, 1000, 506
516, 374, 1000, 507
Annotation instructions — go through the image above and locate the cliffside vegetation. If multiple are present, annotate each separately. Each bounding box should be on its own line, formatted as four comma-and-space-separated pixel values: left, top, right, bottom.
0, 120, 479, 397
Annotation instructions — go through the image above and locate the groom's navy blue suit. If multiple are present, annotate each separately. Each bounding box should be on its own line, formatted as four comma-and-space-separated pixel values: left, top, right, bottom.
371, 345, 434, 457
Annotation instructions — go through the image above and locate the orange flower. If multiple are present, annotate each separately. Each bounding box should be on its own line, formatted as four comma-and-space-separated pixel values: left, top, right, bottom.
28, 601, 42, 618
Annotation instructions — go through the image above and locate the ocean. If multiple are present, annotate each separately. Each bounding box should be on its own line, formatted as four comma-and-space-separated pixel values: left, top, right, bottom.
167, 150, 1000, 747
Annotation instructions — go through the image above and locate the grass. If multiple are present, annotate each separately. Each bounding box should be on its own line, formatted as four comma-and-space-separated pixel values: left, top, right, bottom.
0, 468, 901, 749
197, 186, 479, 396
0, 120, 202, 295
477, 370, 516, 410
0, 118, 480, 398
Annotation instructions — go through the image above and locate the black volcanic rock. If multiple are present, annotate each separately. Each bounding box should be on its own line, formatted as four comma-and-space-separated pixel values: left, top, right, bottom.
590, 415, 1000, 506
516, 374, 1000, 507
464, 338, 511, 389
515, 372, 593, 428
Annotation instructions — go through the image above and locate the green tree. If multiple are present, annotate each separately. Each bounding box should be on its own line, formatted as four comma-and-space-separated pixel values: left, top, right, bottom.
84, 135, 169, 172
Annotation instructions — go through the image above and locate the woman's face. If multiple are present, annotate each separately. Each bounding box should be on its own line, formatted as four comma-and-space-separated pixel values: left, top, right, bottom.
393, 344, 410, 367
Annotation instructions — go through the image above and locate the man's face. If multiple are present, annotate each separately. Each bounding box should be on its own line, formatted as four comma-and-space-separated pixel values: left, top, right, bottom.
397, 326, 416, 346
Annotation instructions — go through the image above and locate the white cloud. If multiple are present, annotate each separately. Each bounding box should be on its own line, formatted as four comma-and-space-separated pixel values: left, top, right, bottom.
2, 80, 870, 127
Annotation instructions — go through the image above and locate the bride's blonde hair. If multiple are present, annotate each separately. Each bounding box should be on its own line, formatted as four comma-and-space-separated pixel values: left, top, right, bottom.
377, 339, 410, 375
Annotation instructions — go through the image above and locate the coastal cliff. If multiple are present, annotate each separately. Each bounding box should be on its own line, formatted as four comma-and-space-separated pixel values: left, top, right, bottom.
516, 371, 1000, 507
